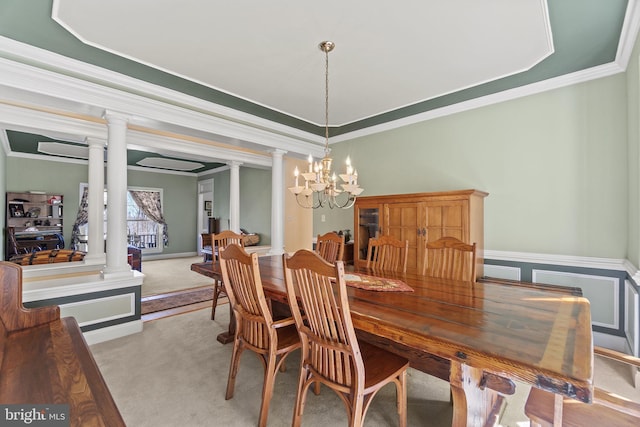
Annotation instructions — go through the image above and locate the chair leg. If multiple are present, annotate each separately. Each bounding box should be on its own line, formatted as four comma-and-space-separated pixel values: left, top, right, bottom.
225, 340, 243, 400
397, 371, 407, 427
292, 366, 310, 427
258, 353, 278, 427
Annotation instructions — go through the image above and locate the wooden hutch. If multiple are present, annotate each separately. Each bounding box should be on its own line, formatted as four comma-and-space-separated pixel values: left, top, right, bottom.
354, 189, 488, 278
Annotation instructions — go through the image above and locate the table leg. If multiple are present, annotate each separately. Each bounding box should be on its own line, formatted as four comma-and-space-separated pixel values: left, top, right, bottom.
449, 361, 505, 427
216, 293, 235, 345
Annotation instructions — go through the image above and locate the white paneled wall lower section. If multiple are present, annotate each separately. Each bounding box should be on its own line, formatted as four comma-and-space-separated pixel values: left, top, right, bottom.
626, 281, 639, 356
60, 293, 136, 328
483, 264, 521, 281
533, 270, 619, 329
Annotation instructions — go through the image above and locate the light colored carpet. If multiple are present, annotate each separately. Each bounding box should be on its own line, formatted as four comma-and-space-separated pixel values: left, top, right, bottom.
141, 256, 213, 296
90, 307, 640, 427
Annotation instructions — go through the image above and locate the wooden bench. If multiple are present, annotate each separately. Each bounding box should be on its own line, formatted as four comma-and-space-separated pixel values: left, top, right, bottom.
0, 261, 125, 426
525, 346, 640, 426
9, 248, 86, 265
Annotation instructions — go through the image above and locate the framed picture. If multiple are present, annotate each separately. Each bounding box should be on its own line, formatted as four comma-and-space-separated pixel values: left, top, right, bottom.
204, 201, 212, 211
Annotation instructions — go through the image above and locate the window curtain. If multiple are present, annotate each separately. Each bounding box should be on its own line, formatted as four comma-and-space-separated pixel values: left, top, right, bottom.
129, 190, 169, 245
70, 186, 89, 250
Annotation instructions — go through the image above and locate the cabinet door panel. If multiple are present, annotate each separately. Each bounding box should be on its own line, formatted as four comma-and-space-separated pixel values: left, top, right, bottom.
384, 203, 423, 273
425, 201, 468, 243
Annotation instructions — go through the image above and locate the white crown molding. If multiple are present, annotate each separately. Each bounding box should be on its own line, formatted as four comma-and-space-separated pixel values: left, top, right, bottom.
331, 62, 626, 143
484, 249, 629, 273
0, 36, 325, 158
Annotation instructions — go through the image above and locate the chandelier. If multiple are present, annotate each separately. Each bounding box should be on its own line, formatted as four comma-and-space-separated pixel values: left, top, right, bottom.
288, 41, 363, 209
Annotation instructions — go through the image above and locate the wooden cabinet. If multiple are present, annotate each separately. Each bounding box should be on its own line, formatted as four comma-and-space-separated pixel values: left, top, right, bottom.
5, 191, 64, 259
353, 189, 487, 277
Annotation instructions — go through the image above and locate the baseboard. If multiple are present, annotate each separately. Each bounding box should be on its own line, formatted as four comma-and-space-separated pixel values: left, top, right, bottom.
84, 319, 143, 345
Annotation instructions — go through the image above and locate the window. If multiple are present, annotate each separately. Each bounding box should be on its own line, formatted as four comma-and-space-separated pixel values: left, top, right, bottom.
127, 190, 163, 253
74, 185, 166, 254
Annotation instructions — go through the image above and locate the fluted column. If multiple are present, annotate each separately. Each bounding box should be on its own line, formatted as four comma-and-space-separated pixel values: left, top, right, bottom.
229, 161, 242, 233
268, 149, 286, 255
102, 111, 132, 277
84, 137, 106, 265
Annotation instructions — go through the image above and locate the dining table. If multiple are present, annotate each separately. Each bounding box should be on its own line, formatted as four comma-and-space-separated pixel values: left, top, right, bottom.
191, 254, 594, 427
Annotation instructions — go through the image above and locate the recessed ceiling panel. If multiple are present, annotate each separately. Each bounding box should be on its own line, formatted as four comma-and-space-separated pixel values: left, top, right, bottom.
136, 157, 204, 171
53, 0, 553, 126
38, 141, 89, 159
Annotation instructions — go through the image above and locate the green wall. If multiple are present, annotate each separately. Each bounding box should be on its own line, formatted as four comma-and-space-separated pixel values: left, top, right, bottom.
316, 73, 629, 259
628, 29, 640, 268
204, 166, 272, 245
4, 157, 199, 256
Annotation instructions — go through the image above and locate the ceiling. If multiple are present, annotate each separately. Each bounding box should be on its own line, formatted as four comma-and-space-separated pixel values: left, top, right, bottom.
0, 0, 633, 173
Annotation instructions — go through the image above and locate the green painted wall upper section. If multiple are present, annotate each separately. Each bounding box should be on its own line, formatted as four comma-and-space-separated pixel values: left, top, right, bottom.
316, 73, 629, 259
203, 167, 272, 245
627, 27, 640, 267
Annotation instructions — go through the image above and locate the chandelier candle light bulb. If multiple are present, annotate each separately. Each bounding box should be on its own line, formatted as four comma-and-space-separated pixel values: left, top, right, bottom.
288, 41, 364, 209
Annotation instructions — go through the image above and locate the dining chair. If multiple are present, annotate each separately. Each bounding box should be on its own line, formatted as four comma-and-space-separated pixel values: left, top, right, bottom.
524, 346, 640, 426
366, 235, 409, 273
283, 249, 409, 427
315, 231, 345, 264
423, 236, 477, 282
210, 230, 245, 320
219, 243, 300, 427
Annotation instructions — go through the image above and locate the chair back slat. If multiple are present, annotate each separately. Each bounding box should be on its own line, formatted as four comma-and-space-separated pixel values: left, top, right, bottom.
424, 236, 476, 282
315, 232, 345, 264
220, 244, 272, 351
284, 250, 362, 389
366, 235, 409, 273
212, 230, 245, 262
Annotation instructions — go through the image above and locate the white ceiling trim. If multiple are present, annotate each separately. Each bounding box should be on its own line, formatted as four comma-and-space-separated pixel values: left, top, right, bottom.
332, 62, 626, 144
0, 100, 272, 168
0, 36, 323, 152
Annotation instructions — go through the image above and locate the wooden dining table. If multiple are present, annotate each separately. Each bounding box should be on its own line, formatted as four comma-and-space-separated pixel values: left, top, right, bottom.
191, 255, 594, 427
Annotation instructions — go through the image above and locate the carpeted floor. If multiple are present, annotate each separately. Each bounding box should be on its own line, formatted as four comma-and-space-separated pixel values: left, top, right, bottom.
141, 256, 213, 296
90, 307, 640, 427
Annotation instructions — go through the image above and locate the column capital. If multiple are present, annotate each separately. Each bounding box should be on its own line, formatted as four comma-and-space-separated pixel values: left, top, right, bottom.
269, 149, 288, 157
103, 110, 130, 124
227, 160, 243, 168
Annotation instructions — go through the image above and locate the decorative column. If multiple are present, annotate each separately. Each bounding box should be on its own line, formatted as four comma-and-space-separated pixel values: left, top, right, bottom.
268, 149, 286, 255
84, 137, 106, 265
102, 111, 132, 277
229, 161, 242, 233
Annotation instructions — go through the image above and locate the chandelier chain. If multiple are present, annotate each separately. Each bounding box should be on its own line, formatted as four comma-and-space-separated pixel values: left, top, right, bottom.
324, 44, 330, 152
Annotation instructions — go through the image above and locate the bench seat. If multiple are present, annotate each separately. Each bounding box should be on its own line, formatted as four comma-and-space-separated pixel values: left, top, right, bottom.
0, 261, 125, 427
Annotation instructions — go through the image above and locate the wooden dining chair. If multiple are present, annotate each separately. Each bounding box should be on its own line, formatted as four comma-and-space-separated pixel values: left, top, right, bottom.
219, 243, 301, 427
283, 249, 409, 427
366, 235, 409, 273
210, 230, 245, 320
315, 231, 345, 264
423, 236, 477, 282
524, 346, 640, 426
